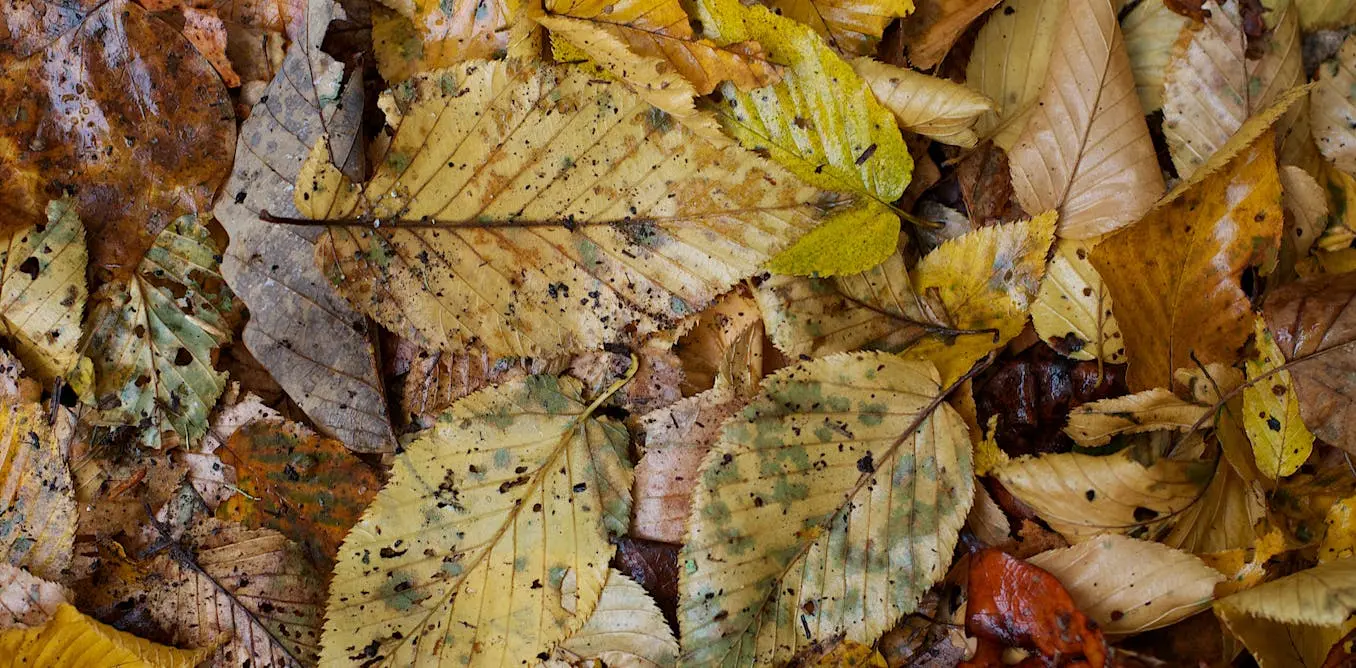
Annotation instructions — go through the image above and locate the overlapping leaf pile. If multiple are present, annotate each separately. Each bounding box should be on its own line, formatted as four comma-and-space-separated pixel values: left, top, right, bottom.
6, 0, 1356, 665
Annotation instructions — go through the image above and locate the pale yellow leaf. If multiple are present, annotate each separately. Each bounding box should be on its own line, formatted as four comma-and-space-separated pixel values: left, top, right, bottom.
0, 565, 69, 630
1163, 457, 1267, 554
0, 197, 86, 382
553, 570, 679, 668
321, 374, 632, 666
1281, 164, 1329, 259
1216, 558, 1356, 668
1063, 388, 1209, 447
0, 604, 209, 668
372, 0, 515, 83
1321, 497, 1356, 564
966, 0, 1063, 149
1031, 239, 1125, 364
1007, 0, 1164, 238
674, 286, 764, 396
1122, 0, 1189, 112
678, 353, 973, 666
852, 58, 993, 147
1028, 534, 1223, 636
760, 0, 914, 56
1243, 318, 1315, 479
995, 449, 1209, 542
1295, 0, 1356, 31
0, 398, 75, 581
967, 483, 1011, 547
1314, 35, 1356, 177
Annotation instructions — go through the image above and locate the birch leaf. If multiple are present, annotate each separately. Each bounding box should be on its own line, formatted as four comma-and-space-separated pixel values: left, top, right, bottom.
1007, 0, 1164, 239
1313, 35, 1356, 177
85, 214, 236, 448
0, 565, 69, 630
1063, 388, 1210, 447
0, 197, 87, 383
1121, 0, 1190, 112
0, 604, 210, 668
965, 0, 1063, 149
1294, 0, 1356, 29
0, 397, 76, 582
1215, 558, 1356, 668
1027, 535, 1224, 636
299, 60, 828, 359
1031, 240, 1125, 364
553, 569, 680, 668
213, 0, 395, 452
1242, 318, 1315, 479
371, 0, 513, 83
852, 58, 994, 148
995, 450, 1209, 542
760, 0, 914, 57
542, 0, 781, 95
1091, 93, 1295, 391
678, 353, 973, 666
320, 374, 632, 666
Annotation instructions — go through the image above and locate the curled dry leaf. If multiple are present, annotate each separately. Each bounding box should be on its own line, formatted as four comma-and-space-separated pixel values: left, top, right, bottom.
321, 374, 631, 666
1313, 35, 1356, 176
0, 603, 210, 668
1006, 0, 1165, 239
1215, 558, 1356, 668
1242, 318, 1315, 479
1162, 456, 1267, 554
1062, 388, 1210, 447
551, 569, 680, 668
300, 60, 828, 359
674, 285, 764, 396
678, 353, 973, 666
1030, 240, 1126, 365
852, 58, 994, 148
895, 0, 1001, 69
400, 346, 544, 426
1027, 534, 1224, 637
759, 0, 914, 57
212, 0, 395, 453
1122, 0, 1190, 112
965, 0, 1062, 150
0, 564, 70, 630
995, 449, 1209, 542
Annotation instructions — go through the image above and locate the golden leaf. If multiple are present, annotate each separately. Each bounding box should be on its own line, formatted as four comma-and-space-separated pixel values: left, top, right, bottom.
0, 604, 210, 668
1242, 318, 1315, 479
1031, 240, 1126, 364
0, 398, 75, 581
965, 0, 1062, 149
1063, 388, 1210, 448
760, 0, 914, 56
1216, 558, 1356, 668
371, 0, 515, 83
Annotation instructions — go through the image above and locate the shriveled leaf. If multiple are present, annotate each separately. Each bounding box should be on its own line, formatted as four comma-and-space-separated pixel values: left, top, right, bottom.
1261, 271, 1356, 451
0, 398, 76, 581
1063, 388, 1209, 447
1122, 0, 1190, 112
213, 0, 395, 453
1007, 0, 1164, 239
1028, 534, 1223, 636
852, 58, 993, 148
0, 603, 210, 668
679, 353, 973, 666
0, 565, 70, 630
1092, 92, 1297, 391
995, 449, 1209, 542
905, 211, 1057, 384
965, 0, 1062, 149
674, 286, 764, 396
553, 569, 680, 668
1216, 558, 1356, 668
1243, 318, 1315, 479
400, 346, 545, 426
1031, 240, 1125, 364
371, 0, 512, 83
86, 214, 236, 448
543, 0, 781, 95
895, 0, 1001, 69
300, 60, 827, 359
321, 374, 631, 666
1313, 35, 1356, 177
766, 201, 901, 277
1294, 0, 1356, 29
0, 197, 87, 383
759, 0, 914, 56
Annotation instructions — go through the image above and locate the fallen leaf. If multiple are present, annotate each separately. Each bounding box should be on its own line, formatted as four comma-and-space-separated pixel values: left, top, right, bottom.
967, 483, 1013, 547
0, 197, 88, 383
181, 6, 241, 87
1122, 0, 1191, 112
1280, 164, 1330, 260
965, 0, 1063, 150
1313, 35, 1356, 177
0, 564, 70, 630
1215, 557, 1356, 668
765, 201, 903, 276
0, 396, 76, 582
1294, 0, 1356, 30
1062, 388, 1209, 447
1163, 456, 1267, 554
1006, 0, 1165, 239
853, 58, 994, 148
1321, 496, 1356, 563
1199, 527, 1287, 596
679, 353, 973, 665
1031, 240, 1126, 365
613, 536, 681, 627
399, 346, 544, 426
673, 285, 764, 396
760, 0, 914, 56
370, 0, 513, 83
551, 569, 680, 667
896, 0, 1001, 69
791, 637, 888, 667
1243, 318, 1315, 479
954, 141, 1029, 227
0, 603, 210, 668
321, 373, 631, 665
1027, 534, 1224, 636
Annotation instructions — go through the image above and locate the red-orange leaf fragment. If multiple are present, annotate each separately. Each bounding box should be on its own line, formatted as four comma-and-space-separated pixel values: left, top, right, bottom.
961, 548, 1109, 668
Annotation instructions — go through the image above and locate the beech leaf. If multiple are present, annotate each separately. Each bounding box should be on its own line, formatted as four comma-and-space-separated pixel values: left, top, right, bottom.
0, 565, 70, 630
1122, 0, 1190, 112
1242, 318, 1315, 479
852, 58, 994, 148
1215, 558, 1356, 668
759, 0, 914, 56
965, 0, 1062, 150
0, 197, 88, 382
371, 0, 514, 83
1063, 388, 1210, 447
0, 397, 76, 582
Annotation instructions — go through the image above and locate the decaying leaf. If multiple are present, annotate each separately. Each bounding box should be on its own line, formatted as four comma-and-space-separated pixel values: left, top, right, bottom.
760, 0, 914, 56
371, 0, 513, 83
321, 374, 631, 665
965, 0, 1063, 149
551, 569, 680, 667
0, 197, 87, 383
679, 353, 973, 665
1122, 0, 1191, 112
853, 58, 994, 148
674, 286, 764, 396
0, 397, 76, 582
1215, 557, 1356, 668
1242, 318, 1315, 479
1163, 455, 1267, 554
1294, 0, 1356, 29
299, 60, 828, 358
1321, 497, 1356, 563
1030, 240, 1125, 365
1027, 534, 1224, 636
0, 603, 210, 668
995, 449, 1209, 542
1062, 388, 1210, 447
895, 0, 1001, 69
1313, 35, 1356, 176
1006, 0, 1164, 239
0, 564, 70, 630
1281, 164, 1330, 260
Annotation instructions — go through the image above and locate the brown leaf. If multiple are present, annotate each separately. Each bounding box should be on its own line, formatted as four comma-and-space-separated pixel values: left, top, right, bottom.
896, 0, 1001, 69
398, 344, 544, 427
956, 141, 1027, 227
611, 536, 681, 630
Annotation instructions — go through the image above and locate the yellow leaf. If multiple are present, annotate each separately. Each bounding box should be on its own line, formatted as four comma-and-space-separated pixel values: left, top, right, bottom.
1321, 497, 1356, 564
1313, 35, 1356, 177
1028, 535, 1224, 636
1200, 528, 1288, 596
1091, 91, 1299, 392
896, 0, 1002, 70
767, 201, 900, 276
852, 58, 992, 148
542, 0, 781, 94
0, 604, 209, 668
1063, 388, 1210, 448
798, 638, 888, 667
1280, 164, 1329, 260
1121, 0, 1189, 112
973, 416, 1008, 476
995, 449, 1209, 543
1216, 558, 1356, 668
298, 60, 828, 358
1294, 0, 1356, 31
371, 0, 515, 83
0, 197, 86, 383
1243, 318, 1315, 479
760, 0, 914, 56
1007, 0, 1164, 239
905, 211, 1057, 385
1164, 458, 1268, 555
553, 569, 680, 667
1031, 239, 1125, 364
321, 374, 632, 666
0, 398, 75, 581
679, 353, 973, 666
965, 0, 1063, 149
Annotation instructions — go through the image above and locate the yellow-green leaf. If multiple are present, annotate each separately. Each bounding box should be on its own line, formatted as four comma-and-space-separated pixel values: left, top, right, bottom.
320, 374, 632, 666
0, 604, 210, 668
852, 57, 993, 148
767, 201, 900, 276
1243, 318, 1315, 479
1294, 0, 1356, 30
679, 352, 973, 666
0, 197, 86, 382
1031, 240, 1125, 364
1063, 388, 1209, 447
1321, 497, 1356, 564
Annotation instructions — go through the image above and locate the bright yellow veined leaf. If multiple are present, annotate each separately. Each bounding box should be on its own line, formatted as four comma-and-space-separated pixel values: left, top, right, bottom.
1027, 535, 1224, 636
766, 201, 900, 276
760, 0, 914, 56
852, 58, 993, 148
0, 604, 210, 668
1321, 497, 1356, 564
1216, 558, 1356, 668
995, 449, 1210, 543
1006, 0, 1164, 239
1031, 240, 1125, 364
551, 569, 680, 667
965, 0, 1063, 149
0, 564, 69, 630
541, 0, 781, 95
1121, 0, 1189, 112
905, 211, 1057, 385
0, 398, 75, 582
297, 60, 830, 359
1313, 35, 1356, 177
320, 373, 633, 666
1063, 388, 1210, 448
678, 353, 973, 667
1243, 318, 1315, 479
1294, 0, 1356, 30
371, 0, 515, 83
0, 197, 86, 382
